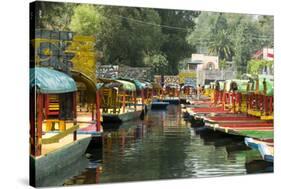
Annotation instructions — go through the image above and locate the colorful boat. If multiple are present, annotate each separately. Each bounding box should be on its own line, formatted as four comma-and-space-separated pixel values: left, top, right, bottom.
247, 75, 273, 120
162, 83, 180, 104
30, 67, 92, 186
98, 78, 143, 125
245, 137, 274, 163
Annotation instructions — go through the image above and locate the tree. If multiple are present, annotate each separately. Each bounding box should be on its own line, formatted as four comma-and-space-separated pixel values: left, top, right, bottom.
70, 5, 104, 36
143, 52, 168, 75
70, 5, 165, 67
257, 15, 274, 47
247, 59, 273, 75
157, 9, 199, 75
219, 59, 227, 70
231, 17, 262, 74
35, 1, 76, 30
187, 13, 233, 61
187, 12, 274, 75
208, 29, 232, 60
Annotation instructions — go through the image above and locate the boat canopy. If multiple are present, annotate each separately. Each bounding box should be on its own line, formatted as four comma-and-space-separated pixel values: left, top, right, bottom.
230, 79, 249, 93
215, 80, 225, 91
256, 78, 274, 96
71, 70, 97, 100
118, 78, 147, 90
96, 83, 103, 90
164, 83, 180, 89
97, 78, 136, 92
204, 85, 210, 89
116, 79, 136, 92
152, 82, 162, 89
143, 81, 153, 89
209, 82, 215, 89
30, 67, 77, 94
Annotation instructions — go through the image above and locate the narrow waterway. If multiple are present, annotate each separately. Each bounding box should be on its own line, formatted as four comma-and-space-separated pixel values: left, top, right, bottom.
63, 105, 273, 186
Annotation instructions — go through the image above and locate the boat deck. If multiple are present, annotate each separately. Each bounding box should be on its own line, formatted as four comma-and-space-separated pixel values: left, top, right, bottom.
41, 111, 102, 155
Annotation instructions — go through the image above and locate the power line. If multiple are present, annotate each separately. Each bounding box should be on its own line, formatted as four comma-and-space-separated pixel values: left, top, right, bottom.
114, 14, 189, 31
112, 15, 273, 39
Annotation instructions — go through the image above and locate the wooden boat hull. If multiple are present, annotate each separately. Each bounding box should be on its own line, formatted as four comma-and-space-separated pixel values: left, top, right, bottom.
102, 110, 142, 124
162, 98, 180, 105
151, 102, 169, 110
245, 137, 274, 163
179, 97, 188, 104
30, 136, 91, 187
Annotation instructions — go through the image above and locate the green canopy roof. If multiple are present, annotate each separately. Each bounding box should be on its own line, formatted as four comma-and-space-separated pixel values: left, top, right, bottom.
97, 78, 136, 92
247, 75, 273, 96
215, 80, 225, 91
257, 78, 274, 96
118, 78, 146, 90
116, 79, 136, 92
231, 79, 249, 93
30, 67, 77, 94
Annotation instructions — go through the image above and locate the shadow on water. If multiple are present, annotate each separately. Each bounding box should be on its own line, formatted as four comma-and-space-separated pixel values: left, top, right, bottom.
245, 160, 273, 173
59, 105, 273, 186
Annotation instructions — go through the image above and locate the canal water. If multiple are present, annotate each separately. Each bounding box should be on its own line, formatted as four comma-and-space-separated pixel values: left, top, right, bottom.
63, 105, 273, 186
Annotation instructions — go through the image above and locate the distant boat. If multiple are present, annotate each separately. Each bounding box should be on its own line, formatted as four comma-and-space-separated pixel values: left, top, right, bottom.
98, 78, 143, 126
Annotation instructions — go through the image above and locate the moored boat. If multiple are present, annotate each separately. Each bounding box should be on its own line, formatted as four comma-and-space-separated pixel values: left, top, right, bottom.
30, 68, 93, 187
98, 78, 143, 126
245, 137, 274, 163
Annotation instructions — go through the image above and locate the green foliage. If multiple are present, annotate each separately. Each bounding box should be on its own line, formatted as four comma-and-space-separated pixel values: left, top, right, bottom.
257, 15, 274, 47
35, 1, 75, 30
70, 5, 166, 67
157, 10, 199, 75
35, 2, 200, 75
143, 52, 168, 75
188, 13, 234, 60
70, 5, 104, 36
219, 59, 227, 70
247, 59, 273, 75
187, 12, 274, 75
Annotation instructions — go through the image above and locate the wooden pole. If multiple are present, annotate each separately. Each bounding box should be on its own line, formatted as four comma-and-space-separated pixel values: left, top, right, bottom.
264, 96, 268, 115
141, 89, 145, 105
96, 91, 101, 132
238, 93, 242, 112
35, 93, 43, 156
30, 87, 36, 156
232, 92, 236, 113
134, 91, 137, 111
122, 93, 126, 113
269, 96, 273, 114
92, 101, 95, 121
255, 94, 259, 111
73, 92, 77, 141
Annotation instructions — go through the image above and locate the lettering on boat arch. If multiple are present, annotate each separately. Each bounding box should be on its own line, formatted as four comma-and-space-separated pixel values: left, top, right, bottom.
32, 29, 96, 82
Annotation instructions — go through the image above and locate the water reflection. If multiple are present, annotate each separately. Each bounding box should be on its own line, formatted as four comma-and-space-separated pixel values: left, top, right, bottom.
63, 105, 273, 185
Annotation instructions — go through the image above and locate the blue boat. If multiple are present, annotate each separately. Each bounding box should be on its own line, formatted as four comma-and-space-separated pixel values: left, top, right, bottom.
245, 137, 274, 163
